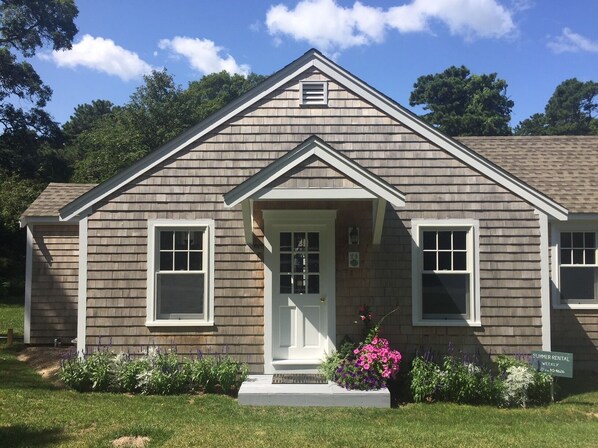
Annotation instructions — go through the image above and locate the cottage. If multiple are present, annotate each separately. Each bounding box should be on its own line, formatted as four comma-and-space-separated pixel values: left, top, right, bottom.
20, 50, 598, 373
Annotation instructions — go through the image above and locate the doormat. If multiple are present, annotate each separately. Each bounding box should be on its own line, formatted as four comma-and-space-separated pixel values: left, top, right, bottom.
272, 373, 328, 385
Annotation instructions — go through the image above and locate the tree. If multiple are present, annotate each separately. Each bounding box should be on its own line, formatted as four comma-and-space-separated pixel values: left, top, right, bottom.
63, 99, 116, 141
516, 79, 598, 135
0, 0, 78, 135
409, 66, 514, 136
69, 71, 267, 183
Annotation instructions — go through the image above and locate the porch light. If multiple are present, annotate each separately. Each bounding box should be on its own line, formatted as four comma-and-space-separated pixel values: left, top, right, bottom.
349, 226, 360, 245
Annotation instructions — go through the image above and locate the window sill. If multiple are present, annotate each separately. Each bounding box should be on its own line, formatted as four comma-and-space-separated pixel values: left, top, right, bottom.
553, 303, 598, 310
412, 319, 482, 327
145, 320, 214, 328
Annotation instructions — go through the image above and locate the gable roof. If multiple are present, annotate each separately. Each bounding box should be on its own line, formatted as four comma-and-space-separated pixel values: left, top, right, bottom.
458, 136, 598, 214
224, 135, 406, 207
20, 183, 97, 227
59, 49, 568, 221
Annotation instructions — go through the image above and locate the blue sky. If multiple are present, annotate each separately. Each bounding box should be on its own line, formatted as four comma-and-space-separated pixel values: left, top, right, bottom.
32, 0, 598, 127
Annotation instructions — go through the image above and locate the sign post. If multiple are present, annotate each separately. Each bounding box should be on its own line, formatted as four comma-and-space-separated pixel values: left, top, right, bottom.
531, 351, 573, 402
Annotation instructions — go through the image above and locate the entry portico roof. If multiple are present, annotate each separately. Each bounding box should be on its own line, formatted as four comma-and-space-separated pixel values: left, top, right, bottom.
223, 135, 406, 208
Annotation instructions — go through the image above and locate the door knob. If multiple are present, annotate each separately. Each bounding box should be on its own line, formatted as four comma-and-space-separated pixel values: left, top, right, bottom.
320, 297, 326, 303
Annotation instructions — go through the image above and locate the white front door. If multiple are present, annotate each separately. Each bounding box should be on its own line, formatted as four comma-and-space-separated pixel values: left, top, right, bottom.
264, 210, 336, 372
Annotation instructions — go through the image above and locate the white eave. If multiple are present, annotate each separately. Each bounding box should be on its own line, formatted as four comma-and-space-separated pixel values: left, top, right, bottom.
57, 49, 568, 223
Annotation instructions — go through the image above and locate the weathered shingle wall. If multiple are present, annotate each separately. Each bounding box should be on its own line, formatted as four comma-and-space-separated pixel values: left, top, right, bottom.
30, 225, 79, 344
84, 68, 543, 372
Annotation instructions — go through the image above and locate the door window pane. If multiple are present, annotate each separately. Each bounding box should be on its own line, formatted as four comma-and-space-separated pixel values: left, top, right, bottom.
308, 275, 320, 294
294, 232, 306, 250
280, 254, 292, 272
308, 232, 319, 251
280, 233, 292, 251
308, 254, 319, 273
294, 275, 306, 294
280, 275, 292, 293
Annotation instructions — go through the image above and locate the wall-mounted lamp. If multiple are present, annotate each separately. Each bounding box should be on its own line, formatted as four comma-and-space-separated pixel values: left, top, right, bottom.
348, 226, 360, 245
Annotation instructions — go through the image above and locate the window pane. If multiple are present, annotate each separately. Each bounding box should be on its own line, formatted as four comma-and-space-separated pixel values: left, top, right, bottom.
423, 231, 436, 250
175, 231, 188, 250
189, 231, 202, 250
308, 232, 319, 251
572, 232, 584, 248
280, 232, 292, 251
160, 231, 174, 250
308, 275, 320, 294
294, 254, 306, 272
294, 275, 306, 294
159, 252, 173, 271
157, 273, 204, 316
561, 249, 571, 265
175, 252, 188, 270
308, 254, 319, 273
585, 233, 596, 248
561, 232, 572, 248
280, 275, 292, 293
573, 249, 584, 264
422, 273, 469, 317
280, 254, 292, 272
453, 231, 467, 250
423, 252, 436, 271
189, 252, 202, 271
561, 267, 597, 301
438, 231, 452, 250
453, 252, 467, 271
294, 232, 306, 250
586, 249, 596, 265
438, 252, 452, 270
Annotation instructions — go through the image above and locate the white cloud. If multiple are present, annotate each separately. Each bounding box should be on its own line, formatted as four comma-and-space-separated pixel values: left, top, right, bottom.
158, 37, 250, 76
41, 34, 153, 81
266, 0, 517, 53
548, 28, 598, 54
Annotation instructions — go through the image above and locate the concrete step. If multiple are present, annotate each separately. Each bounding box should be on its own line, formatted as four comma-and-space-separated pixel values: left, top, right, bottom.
238, 375, 390, 408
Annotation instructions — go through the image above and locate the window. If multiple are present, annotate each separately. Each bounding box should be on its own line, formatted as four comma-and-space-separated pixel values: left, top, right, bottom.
147, 220, 214, 326
559, 231, 597, 304
279, 231, 320, 294
300, 81, 328, 106
412, 220, 480, 326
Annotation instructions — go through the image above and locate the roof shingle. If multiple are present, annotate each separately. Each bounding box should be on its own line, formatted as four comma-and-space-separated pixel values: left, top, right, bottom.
20, 183, 97, 220
457, 136, 598, 214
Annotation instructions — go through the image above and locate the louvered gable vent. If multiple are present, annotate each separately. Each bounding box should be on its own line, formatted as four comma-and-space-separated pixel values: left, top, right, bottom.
300, 81, 328, 106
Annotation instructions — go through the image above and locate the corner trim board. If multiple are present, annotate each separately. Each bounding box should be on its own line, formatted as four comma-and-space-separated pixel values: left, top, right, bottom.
77, 216, 88, 354
24, 225, 33, 344
536, 210, 551, 351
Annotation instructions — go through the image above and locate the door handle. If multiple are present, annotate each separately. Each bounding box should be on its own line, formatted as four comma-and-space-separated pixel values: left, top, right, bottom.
320, 297, 326, 303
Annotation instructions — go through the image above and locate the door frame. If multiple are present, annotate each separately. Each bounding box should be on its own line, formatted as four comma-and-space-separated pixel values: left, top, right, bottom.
263, 209, 337, 374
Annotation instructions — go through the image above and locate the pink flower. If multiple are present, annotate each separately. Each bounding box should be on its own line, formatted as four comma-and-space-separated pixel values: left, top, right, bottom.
363, 364, 370, 370
353, 348, 359, 354
360, 316, 366, 321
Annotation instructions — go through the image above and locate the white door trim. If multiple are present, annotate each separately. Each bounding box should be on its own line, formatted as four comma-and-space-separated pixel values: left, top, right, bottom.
263, 209, 336, 374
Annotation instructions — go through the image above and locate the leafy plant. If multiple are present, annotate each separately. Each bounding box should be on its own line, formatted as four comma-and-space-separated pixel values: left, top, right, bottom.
410, 355, 442, 403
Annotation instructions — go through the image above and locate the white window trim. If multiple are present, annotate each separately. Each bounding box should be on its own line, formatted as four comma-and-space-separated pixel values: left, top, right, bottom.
411, 219, 481, 327
146, 219, 215, 327
551, 221, 598, 310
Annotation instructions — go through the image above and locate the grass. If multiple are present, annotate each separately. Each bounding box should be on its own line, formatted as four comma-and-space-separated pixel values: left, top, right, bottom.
0, 295, 23, 336
0, 344, 597, 447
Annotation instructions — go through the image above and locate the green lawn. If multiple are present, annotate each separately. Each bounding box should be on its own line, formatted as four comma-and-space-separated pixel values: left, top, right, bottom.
0, 295, 23, 336
1, 345, 597, 447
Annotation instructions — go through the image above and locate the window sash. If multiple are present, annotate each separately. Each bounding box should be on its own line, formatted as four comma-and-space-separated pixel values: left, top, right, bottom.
559, 231, 598, 305
153, 227, 209, 321
419, 227, 474, 321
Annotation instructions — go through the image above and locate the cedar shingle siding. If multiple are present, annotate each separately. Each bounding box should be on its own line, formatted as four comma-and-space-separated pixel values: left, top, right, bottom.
30, 225, 79, 344
84, 68, 544, 372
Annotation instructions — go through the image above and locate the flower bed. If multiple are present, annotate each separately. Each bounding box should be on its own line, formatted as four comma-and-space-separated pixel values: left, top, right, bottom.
60, 346, 248, 395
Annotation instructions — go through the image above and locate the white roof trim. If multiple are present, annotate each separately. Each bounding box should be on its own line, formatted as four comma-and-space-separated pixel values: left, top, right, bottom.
223, 136, 406, 208
59, 49, 568, 221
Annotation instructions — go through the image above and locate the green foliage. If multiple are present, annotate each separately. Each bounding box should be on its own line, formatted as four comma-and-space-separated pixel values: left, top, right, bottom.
411, 353, 552, 407
515, 78, 598, 135
0, 0, 78, 135
60, 346, 249, 396
409, 65, 514, 136
320, 338, 356, 381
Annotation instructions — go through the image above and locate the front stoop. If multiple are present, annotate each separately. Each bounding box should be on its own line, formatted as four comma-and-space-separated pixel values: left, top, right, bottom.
238, 375, 390, 408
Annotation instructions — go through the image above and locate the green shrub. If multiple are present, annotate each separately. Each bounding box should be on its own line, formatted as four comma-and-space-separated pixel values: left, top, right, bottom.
496, 355, 552, 406
60, 345, 250, 396
410, 356, 442, 403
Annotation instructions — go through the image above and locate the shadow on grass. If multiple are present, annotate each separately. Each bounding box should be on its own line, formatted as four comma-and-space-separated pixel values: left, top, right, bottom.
556, 371, 598, 403
0, 425, 68, 448
0, 345, 58, 391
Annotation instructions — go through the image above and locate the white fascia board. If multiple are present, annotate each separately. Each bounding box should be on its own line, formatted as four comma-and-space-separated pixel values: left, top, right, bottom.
59, 54, 321, 222
310, 57, 568, 221
224, 137, 406, 208
255, 188, 376, 201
